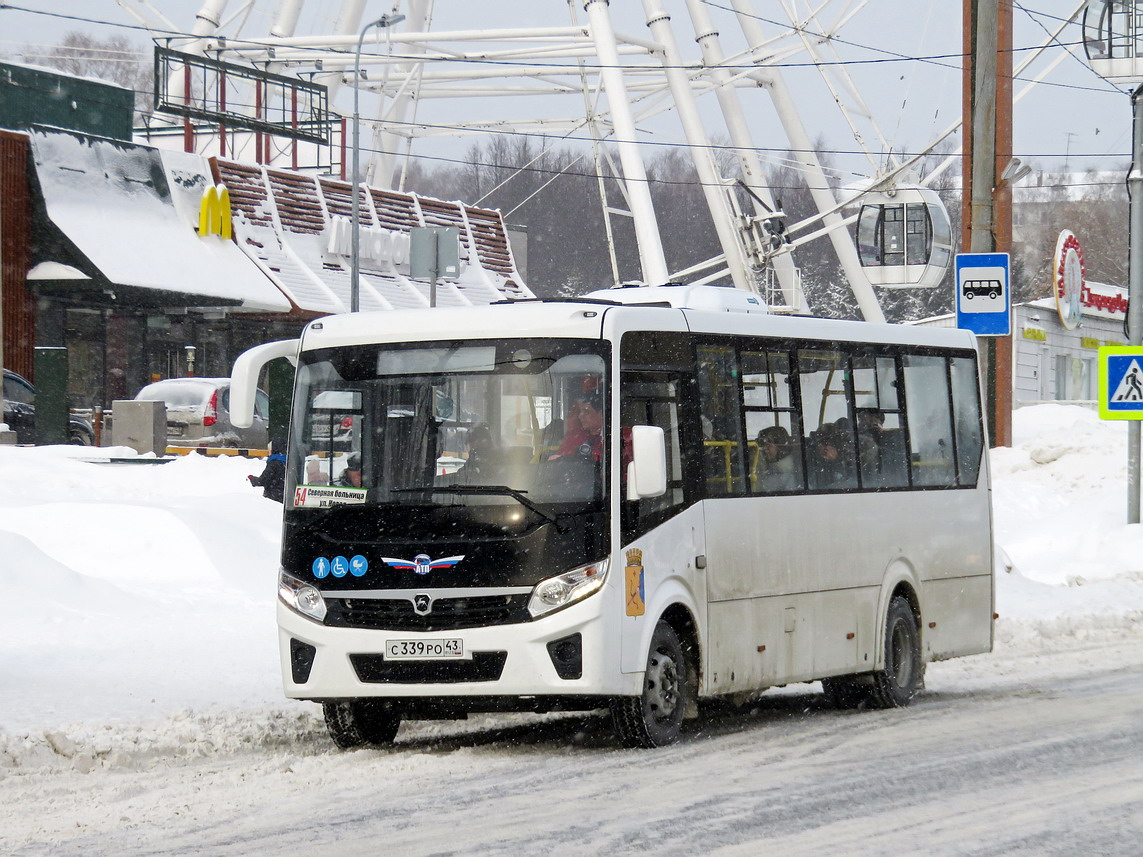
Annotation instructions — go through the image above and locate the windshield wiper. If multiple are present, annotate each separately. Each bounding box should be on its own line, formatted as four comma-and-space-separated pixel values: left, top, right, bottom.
392, 485, 565, 531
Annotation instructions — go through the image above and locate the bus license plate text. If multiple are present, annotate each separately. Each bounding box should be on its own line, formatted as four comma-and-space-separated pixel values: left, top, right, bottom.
385, 639, 464, 660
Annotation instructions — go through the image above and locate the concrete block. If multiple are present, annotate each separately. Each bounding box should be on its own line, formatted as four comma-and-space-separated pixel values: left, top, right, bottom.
112, 400, 166, 455
0, 429, 17, 445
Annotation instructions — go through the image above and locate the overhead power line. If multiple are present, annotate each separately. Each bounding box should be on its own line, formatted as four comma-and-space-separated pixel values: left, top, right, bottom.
0, 1, 1124, 96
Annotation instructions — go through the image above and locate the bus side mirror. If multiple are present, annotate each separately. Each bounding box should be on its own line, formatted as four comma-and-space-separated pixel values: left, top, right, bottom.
230, 339, 299, 428
627, 425, 667, 500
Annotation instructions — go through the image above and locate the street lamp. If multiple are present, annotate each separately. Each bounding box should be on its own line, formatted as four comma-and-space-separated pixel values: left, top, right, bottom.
1082, 0, 1143, 522
350, 13, 405, 313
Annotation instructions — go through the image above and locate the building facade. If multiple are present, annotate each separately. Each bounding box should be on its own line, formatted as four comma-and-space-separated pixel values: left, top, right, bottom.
917, 281, 1127, 405
0, 64, 529, 416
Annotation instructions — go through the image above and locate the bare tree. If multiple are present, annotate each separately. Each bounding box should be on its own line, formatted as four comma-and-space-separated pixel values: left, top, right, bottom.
18, 31, 153, 125
1015, 167, 1128, 291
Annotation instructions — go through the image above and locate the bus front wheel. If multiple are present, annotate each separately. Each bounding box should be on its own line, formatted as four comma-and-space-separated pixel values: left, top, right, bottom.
323, 699, 401, 749
611, 622, 688, 748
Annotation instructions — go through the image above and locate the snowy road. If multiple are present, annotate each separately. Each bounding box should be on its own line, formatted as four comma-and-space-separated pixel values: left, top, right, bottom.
6, 628, 1142, 857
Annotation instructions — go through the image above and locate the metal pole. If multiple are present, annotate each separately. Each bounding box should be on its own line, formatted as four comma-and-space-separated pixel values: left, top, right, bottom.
351, 14, 405, 314
429, 230, 438, 309
969, 0, 997, 255
350, 25, 368, 313
640, 0, 753, 294
583, 0, 669, 285
729, 0, 884, 322
683, 0, 805, 312
993, 0, 1014, 449
1128, 85, 1143, 522
965, 0, 1013, 448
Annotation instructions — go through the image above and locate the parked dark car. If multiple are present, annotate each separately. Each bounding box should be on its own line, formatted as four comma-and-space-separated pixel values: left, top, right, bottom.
2, 369, 95, 445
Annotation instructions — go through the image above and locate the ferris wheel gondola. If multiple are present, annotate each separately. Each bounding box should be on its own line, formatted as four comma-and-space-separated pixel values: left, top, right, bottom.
852, 185, 954, 289
1083, 0, 1143, 83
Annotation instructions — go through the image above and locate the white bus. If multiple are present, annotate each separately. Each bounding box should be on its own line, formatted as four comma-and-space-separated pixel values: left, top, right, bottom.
231, 285, 994, 748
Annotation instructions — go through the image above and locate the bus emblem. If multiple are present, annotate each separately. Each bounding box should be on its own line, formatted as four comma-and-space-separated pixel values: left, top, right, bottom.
625, 549, 645, 617
413, 593, 433, 615
381, 554, 465, 575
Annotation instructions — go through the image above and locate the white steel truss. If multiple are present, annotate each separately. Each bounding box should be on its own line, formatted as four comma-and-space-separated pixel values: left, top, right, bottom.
118, 0, 1011, 318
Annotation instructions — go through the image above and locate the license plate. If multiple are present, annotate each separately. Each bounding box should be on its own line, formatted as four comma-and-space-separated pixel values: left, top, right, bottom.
385, 638, 464, 660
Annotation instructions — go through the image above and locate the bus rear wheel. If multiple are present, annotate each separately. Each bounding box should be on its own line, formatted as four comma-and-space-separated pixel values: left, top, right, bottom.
323, 699, 401, 749
823, 596, 923, 710
611, 622, 688, 748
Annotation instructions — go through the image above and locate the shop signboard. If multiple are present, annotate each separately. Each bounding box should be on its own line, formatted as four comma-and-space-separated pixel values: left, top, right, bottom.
955, 252, 1011, 336
1054, 230, 1085, 330
1098, 346, 1143, 419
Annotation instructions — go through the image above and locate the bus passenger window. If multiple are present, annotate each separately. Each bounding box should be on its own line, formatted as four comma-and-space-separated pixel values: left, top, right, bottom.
851, 353, 908, 489
902, 354, 956, 487
950, 356, 984, 486
798, 349, 858, 490
620, 330, 691, 542
742, 349, 803, 493
697, 344, 746, 496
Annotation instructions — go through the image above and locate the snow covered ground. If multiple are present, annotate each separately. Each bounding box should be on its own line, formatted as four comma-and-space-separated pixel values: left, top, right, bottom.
2, 404, 1142, 854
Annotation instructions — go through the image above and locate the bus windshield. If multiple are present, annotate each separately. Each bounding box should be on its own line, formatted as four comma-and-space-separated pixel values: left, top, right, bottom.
288, 338, 609, 520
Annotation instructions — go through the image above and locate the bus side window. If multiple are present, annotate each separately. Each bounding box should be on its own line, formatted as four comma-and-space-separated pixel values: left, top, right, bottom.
696, 343, 747, 496
949, 356, 984, 486
620, 332, 689, 544
851, 353, 908, 489
741, 348, 803, 493
798, 348, 858, 491
902, 354, 956, 487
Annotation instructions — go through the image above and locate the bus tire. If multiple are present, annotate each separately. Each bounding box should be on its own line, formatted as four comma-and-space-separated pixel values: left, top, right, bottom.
867, 596, 923, 709
610, 621, 687, 748
323, 699, 401, 749
821, 675, 867, 710
823, 597, 923, 710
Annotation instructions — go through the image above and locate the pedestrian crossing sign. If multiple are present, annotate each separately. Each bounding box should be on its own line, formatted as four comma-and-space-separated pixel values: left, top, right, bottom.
1099, 346, 1143, 419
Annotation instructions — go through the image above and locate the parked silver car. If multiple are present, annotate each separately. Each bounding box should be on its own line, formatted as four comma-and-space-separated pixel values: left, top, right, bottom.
134, 377, 270, 449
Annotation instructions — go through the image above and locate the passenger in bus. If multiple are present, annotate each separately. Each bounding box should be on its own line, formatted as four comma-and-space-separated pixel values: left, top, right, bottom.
576, 393, 605, 459
808, 423, 855, 488
856, 410, 885, 481
756, 425, 798, 491
552, 394, 603, 460
463, 423, 498, 476
336, 454, 362, 487
305, 458, 330, 485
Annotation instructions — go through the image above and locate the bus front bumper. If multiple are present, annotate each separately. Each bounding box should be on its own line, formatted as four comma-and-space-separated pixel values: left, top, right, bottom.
276, 594, 635, 701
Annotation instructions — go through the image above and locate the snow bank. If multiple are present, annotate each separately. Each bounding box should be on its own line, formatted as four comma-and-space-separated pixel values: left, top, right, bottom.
0, 449, 284, 735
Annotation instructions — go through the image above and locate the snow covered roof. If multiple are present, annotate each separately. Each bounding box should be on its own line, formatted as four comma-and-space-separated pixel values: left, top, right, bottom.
27, 128, 291, 312
214, 158, 531, 314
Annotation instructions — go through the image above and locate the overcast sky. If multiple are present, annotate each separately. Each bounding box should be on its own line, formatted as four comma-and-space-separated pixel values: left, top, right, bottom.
0, 1, 1129, 182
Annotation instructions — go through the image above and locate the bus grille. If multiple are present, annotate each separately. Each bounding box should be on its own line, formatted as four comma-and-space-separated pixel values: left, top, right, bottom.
324, 594, 531, 631
350, 652, 508, 683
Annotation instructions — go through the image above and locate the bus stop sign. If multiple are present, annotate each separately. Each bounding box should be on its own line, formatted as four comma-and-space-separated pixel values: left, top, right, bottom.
1099, 346, 1143, 419
955, 252, 1011, 337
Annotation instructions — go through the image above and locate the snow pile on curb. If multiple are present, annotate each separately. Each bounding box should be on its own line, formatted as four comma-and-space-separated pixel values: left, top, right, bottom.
0, 708, 325, 773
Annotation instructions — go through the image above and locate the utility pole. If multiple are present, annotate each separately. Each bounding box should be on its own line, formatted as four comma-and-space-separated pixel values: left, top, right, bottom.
963, 0, 1013, 447
1128, 88, 1143, 522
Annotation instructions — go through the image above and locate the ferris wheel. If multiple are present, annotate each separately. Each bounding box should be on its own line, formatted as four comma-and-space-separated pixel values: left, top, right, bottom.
117, 0, 1083, 320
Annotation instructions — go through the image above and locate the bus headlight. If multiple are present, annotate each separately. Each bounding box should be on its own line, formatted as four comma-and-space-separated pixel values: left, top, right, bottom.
528, 559, 609, 618
279, 570, 327, 622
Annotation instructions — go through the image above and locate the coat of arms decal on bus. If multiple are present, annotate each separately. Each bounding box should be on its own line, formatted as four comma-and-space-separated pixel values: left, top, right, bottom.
381, 554, 464, 575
